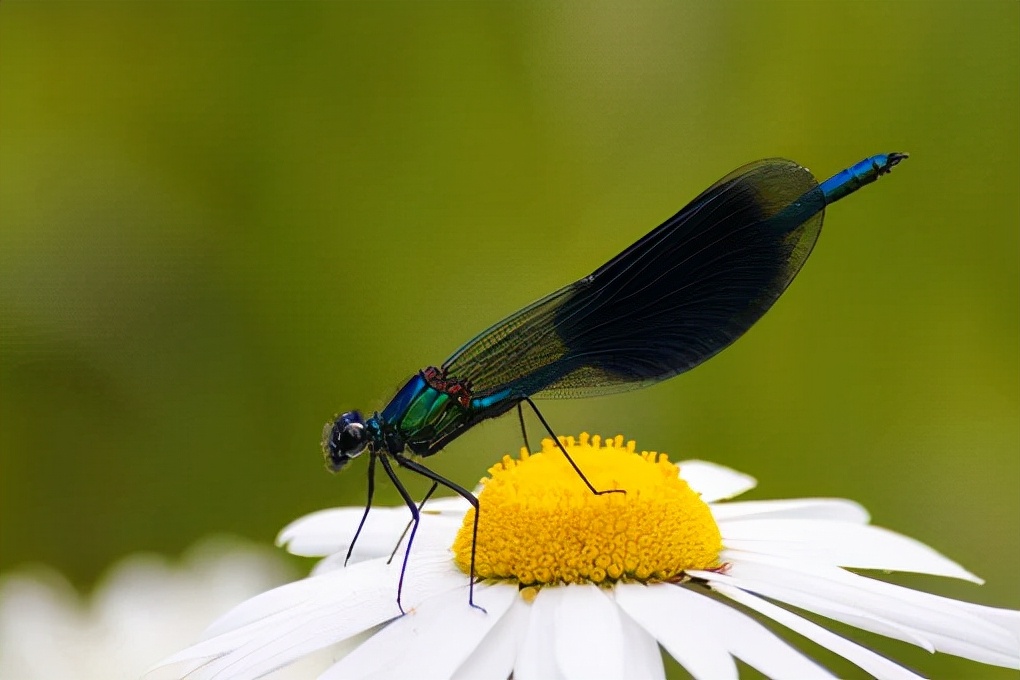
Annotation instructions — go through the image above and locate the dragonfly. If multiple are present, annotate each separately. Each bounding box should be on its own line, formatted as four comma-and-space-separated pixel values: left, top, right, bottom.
323, 152, 908, 611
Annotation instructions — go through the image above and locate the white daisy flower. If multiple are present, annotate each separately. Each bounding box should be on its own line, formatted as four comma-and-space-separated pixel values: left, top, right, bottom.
150, 435, 1020, 679
0, 537, 329, 680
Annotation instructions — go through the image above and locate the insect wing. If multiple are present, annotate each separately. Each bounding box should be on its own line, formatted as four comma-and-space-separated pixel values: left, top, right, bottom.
443, 158, 825, 401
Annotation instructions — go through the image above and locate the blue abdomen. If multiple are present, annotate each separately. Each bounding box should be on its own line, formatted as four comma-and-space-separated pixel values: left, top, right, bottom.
819, 153, 907, 205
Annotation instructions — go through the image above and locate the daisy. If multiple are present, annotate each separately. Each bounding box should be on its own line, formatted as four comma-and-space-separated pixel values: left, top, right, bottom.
150, 435, 1020, 679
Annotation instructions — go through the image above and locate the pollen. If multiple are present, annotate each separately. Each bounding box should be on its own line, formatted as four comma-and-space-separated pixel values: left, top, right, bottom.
452, 433, 722, 586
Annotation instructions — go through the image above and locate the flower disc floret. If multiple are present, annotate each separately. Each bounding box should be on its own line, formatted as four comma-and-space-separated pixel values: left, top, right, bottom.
453, 433, 722, 586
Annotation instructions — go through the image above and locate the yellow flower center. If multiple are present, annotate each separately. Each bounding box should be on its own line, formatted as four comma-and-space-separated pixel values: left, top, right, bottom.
452, 433, 722, 586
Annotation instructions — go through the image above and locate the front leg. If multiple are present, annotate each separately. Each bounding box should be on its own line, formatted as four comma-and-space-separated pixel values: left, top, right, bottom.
390, 454, 485, 612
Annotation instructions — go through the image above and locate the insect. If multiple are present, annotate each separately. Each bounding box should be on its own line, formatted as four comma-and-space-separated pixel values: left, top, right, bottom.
323, 153, 908, 610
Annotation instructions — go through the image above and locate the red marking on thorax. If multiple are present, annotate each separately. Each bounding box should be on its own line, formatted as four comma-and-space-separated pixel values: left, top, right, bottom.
422, 366, 474, 409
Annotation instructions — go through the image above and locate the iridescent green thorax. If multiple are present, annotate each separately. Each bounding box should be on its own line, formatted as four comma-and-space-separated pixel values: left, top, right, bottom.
375, 369, 475, 456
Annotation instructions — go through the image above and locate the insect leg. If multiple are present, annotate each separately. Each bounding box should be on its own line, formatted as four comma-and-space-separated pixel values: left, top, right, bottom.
523, 396, 625, 497
386, 481, 439, 565
517, 402, 532, 452
390, 454, 486, 613
376, 454, 423, 616
345, 452, 378, 567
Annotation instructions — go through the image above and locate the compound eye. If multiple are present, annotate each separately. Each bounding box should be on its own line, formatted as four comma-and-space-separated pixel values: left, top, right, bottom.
322, 411, 368, 472
339, 421, 367, 455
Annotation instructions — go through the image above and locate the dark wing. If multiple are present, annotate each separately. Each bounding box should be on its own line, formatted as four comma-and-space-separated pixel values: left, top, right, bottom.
442, 158, 826, 400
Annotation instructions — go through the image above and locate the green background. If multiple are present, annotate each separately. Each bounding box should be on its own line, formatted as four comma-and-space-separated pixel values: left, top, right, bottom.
1, 2, 1017, 678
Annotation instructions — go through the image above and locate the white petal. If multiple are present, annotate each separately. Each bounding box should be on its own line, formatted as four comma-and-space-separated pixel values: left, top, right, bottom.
309, 553, 352, 576
955, 600, 1020, 644
452, 597, 531, 680
713, 584, 925, 680
422, 495, 474, 515
200, 556, 399, 639
516, 588, 564, 680
719, 519, 982, 581
617, 582, 834, 679
675, 584, 835, 679
617, 605, 667, 680
711, 499, 870, 524
692, 554, 1019, 666
551, 586, 626, 680
694, 559, 936, 652
199, 552, 449, 639
152, 552, 464, 680
319, 582, 517, 680
277, 508, 460, 563
615, 583, 738, 680
677, 460, 756, 502
277, 507, 404, 554
146, 657, 210, 679
513, 585, 657, 680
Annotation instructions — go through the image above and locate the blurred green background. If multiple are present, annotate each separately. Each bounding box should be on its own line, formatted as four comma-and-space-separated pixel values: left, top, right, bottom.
1, 2, 1017, 677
